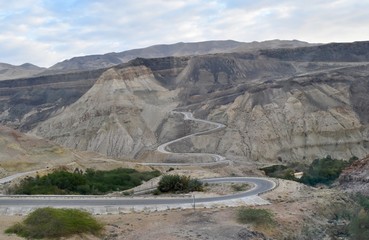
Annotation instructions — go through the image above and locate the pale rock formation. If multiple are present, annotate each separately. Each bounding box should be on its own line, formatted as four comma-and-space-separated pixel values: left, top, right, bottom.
31, 66, 177, 158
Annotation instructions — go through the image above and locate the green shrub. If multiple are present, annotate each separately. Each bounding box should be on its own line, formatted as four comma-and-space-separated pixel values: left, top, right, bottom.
157, 174, 203, 193
10, 168, 161, 195
300, 156, 349, 186
237, 207, 275, 226
5, 208, 103, 239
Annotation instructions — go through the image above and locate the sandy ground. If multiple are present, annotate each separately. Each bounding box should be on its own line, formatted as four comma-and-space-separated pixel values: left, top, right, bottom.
0, 216, 23, 240
0, 208, 267, 240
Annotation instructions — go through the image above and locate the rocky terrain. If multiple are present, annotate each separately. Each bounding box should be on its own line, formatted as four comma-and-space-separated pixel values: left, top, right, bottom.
339, 155, 369, 195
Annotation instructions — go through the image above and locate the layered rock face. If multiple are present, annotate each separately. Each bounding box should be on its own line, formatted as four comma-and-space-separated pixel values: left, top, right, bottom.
31, 66, 177, 158
210, 79, 368, 163
0, 68, 107, 131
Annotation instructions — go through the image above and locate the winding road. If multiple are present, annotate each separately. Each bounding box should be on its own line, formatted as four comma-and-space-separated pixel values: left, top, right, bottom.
0, 111, 276, 213
143, 111, 229, 166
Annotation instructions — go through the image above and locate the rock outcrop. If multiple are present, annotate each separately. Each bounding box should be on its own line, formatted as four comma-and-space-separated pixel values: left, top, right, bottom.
339, 156, 369, 196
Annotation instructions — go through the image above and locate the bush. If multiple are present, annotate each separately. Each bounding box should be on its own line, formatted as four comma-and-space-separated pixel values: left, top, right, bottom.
5, 208, 103, 239
10, 168, 161, 195
237, 208, 275, 226
300, 156, 349, 186
157, 174, 203, 193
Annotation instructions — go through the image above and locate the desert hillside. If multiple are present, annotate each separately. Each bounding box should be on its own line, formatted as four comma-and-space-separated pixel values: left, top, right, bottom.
4, 41, 365, 164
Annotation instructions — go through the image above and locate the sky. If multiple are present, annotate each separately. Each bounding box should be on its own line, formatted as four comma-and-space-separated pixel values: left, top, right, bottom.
0, 0, 368, 67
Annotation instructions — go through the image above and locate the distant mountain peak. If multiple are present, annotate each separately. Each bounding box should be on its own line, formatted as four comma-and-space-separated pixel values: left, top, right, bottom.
47, 40, 316, 73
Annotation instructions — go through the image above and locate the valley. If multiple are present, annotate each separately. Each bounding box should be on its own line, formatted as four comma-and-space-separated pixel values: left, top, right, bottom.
1, 40, 369, 239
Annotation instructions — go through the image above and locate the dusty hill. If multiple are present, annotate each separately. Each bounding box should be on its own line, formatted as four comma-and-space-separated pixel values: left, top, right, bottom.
0, 124, 75, 177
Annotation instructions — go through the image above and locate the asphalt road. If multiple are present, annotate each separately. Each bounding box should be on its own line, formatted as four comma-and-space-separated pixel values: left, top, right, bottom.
0, 177, 275, 207
144, 111, 229, 166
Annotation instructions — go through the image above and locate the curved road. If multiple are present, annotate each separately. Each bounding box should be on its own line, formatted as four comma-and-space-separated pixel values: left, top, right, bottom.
0, 177, 275, 207
143, 111, 229, 166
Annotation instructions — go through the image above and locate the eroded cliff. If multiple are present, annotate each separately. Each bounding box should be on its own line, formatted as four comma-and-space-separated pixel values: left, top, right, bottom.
30, 66, 178, 158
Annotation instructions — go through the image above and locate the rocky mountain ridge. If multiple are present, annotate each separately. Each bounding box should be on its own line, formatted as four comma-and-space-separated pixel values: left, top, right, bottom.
2, 40, 369, 164
44, 39, 316, 73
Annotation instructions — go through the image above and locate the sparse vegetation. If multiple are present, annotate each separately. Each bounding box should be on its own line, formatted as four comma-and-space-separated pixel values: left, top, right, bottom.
237, 207, 275, 227
300, 155, 350, 186
5, 207, 103, 239
231, 183, 250, 192
157, 174, 203, 193
260, 165, 298, 181
348, 194, 369, 240
10, 168, 160, 195
262, 155, 358, 187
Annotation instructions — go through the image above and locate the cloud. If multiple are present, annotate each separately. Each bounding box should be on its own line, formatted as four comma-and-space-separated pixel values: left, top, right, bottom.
0, 0, 368, 67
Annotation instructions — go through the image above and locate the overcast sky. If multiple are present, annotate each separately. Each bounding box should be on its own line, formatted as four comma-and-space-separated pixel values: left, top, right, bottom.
1, 0, 368, 67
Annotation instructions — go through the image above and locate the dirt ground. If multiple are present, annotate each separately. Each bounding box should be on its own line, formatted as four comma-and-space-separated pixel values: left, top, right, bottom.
0, 208, 269, 240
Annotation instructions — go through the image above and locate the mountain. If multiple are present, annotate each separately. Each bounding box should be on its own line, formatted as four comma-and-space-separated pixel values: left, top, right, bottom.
2, 40, 369, 164
29, 64, 179, 159
0, 63, 45, 81
47, 40, 315, 73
